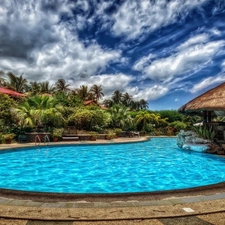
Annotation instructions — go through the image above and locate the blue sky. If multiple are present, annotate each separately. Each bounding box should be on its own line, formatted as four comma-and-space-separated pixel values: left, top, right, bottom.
1, 0, 225, 110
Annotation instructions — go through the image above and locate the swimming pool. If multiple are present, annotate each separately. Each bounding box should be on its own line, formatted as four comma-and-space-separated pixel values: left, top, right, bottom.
0, 138, 225, 194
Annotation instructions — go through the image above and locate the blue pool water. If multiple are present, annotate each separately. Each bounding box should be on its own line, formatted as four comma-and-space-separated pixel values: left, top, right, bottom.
0, 138, 225, 194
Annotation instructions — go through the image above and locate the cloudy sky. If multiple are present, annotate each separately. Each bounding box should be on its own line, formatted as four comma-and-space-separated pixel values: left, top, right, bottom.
1, 0, 225, 110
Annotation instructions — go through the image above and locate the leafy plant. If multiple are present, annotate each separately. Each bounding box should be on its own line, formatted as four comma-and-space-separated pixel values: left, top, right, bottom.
169, 121, 187, 131
105, 130, 116, 139
0, 133, 4, 144
52, 128, 64, 138
114, 128, 123, 135
193, 125, 215, 141
166, 126, 174, 135
2, 133, 16, 140
89, 131, 99, 139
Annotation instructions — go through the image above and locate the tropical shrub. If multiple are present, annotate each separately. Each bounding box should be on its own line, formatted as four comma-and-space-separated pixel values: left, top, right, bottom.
183, 115, 202, 128
169, 121, 187, 132
11, 95, 65, 128
145, 124, 154, 132
0, 133, 4, 144
105, 130, 116, 139
0, 94, 15, 127
108, 104, 133, 130
52, 128, 64, 138
114, 128, 123, 135
193, 125, 216, 141
89, 131, 99, 139
156, 110, 185, 123
136, 111, 162, 131
67, 108, 107, 131
2, 133, 16, 139
54, 92, 83, 107
2, 133, 16, 143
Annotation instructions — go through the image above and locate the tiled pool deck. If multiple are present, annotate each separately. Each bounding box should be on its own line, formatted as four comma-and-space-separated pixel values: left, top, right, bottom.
0, 137, 225, 224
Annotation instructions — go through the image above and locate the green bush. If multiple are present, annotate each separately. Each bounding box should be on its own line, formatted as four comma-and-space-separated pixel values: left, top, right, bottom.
52, 128, 64, 138
89, 131, 99, 138
193, 125, 215, 141
114, 128, 123, 135
0, 133, 4, 144
169, 121, 187, 131
2, 133, 16, 140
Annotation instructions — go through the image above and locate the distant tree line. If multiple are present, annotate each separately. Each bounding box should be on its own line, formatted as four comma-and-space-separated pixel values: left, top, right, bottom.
0, 71, 200, 141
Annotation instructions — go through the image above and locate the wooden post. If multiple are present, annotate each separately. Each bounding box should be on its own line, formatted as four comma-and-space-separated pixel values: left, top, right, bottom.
203, 111, 207, 122
208, 111, 212, 123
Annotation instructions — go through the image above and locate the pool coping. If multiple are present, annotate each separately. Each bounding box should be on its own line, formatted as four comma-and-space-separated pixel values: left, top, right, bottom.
0, 136, 225, 221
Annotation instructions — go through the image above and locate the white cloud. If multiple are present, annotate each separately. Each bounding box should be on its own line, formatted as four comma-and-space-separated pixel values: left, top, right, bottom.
133, 54, 155, 71
190, 75, 225, 93
68, 0, 113, 31
111, 0, 208, 40
133, 85, 169, 101
222, 60, 225, 69
177, 34, 208, 51
69, 73, 134, 96
34, 27, 121, 80
135, 38, 225, 83
68, 73, 167, 102
210, 28, 221, 36
0, 0, 121, 83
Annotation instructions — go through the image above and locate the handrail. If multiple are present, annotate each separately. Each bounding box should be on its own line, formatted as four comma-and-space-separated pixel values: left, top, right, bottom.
44, 135, 50, 145
35, 135, 41, 146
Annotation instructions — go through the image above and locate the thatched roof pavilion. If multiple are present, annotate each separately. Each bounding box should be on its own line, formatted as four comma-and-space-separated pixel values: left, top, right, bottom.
179, 81, 225, 142
179, 81, 225, 122
179, 82, 225, 113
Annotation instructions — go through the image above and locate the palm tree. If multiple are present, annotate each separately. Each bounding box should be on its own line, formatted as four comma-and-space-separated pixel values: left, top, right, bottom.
0, 70, 6, 86
6, 72, 28, 93
39, 81, 55, 94
11, 95, 65, 128
29, 81, 41, 95
112, 90, 123, 104
108, 104, 133, 129
55, 79, 70, 93
130, 100, 141, 111
76, 85, 90, 101
90, 84, 104, 102
135, 111, 160, 131
103, 99, 113, 108
10, 101, 39, 128
139, 99, 148, 110
122, 92, 133, 107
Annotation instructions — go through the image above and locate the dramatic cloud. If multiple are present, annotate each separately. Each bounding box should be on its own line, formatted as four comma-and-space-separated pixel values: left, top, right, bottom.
71, 73, 134, 96
134, 36, 225, 83
0, 0, 121, 82
133, 85, 169, 101
177, 34, 209, 51
111, 0, 208, 40
190, 75, 225, 93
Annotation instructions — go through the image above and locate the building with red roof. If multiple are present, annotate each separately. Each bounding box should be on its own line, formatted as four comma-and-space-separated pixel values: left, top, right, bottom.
84, 100, 108, 110
0, 87, 25, 97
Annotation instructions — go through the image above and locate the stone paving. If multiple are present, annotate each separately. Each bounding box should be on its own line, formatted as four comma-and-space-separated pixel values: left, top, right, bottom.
0, 137, 225, 224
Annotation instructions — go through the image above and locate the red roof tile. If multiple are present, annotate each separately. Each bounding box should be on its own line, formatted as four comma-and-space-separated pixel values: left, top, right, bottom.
0, 87, 25, 97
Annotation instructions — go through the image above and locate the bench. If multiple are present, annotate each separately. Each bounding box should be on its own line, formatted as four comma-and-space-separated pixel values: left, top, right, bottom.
128, 131, 140, 138
62, 136, 79, 141
18, 134, 28, 143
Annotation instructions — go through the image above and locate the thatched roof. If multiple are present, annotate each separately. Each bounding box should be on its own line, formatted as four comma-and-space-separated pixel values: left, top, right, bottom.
179, 82, 225, 114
